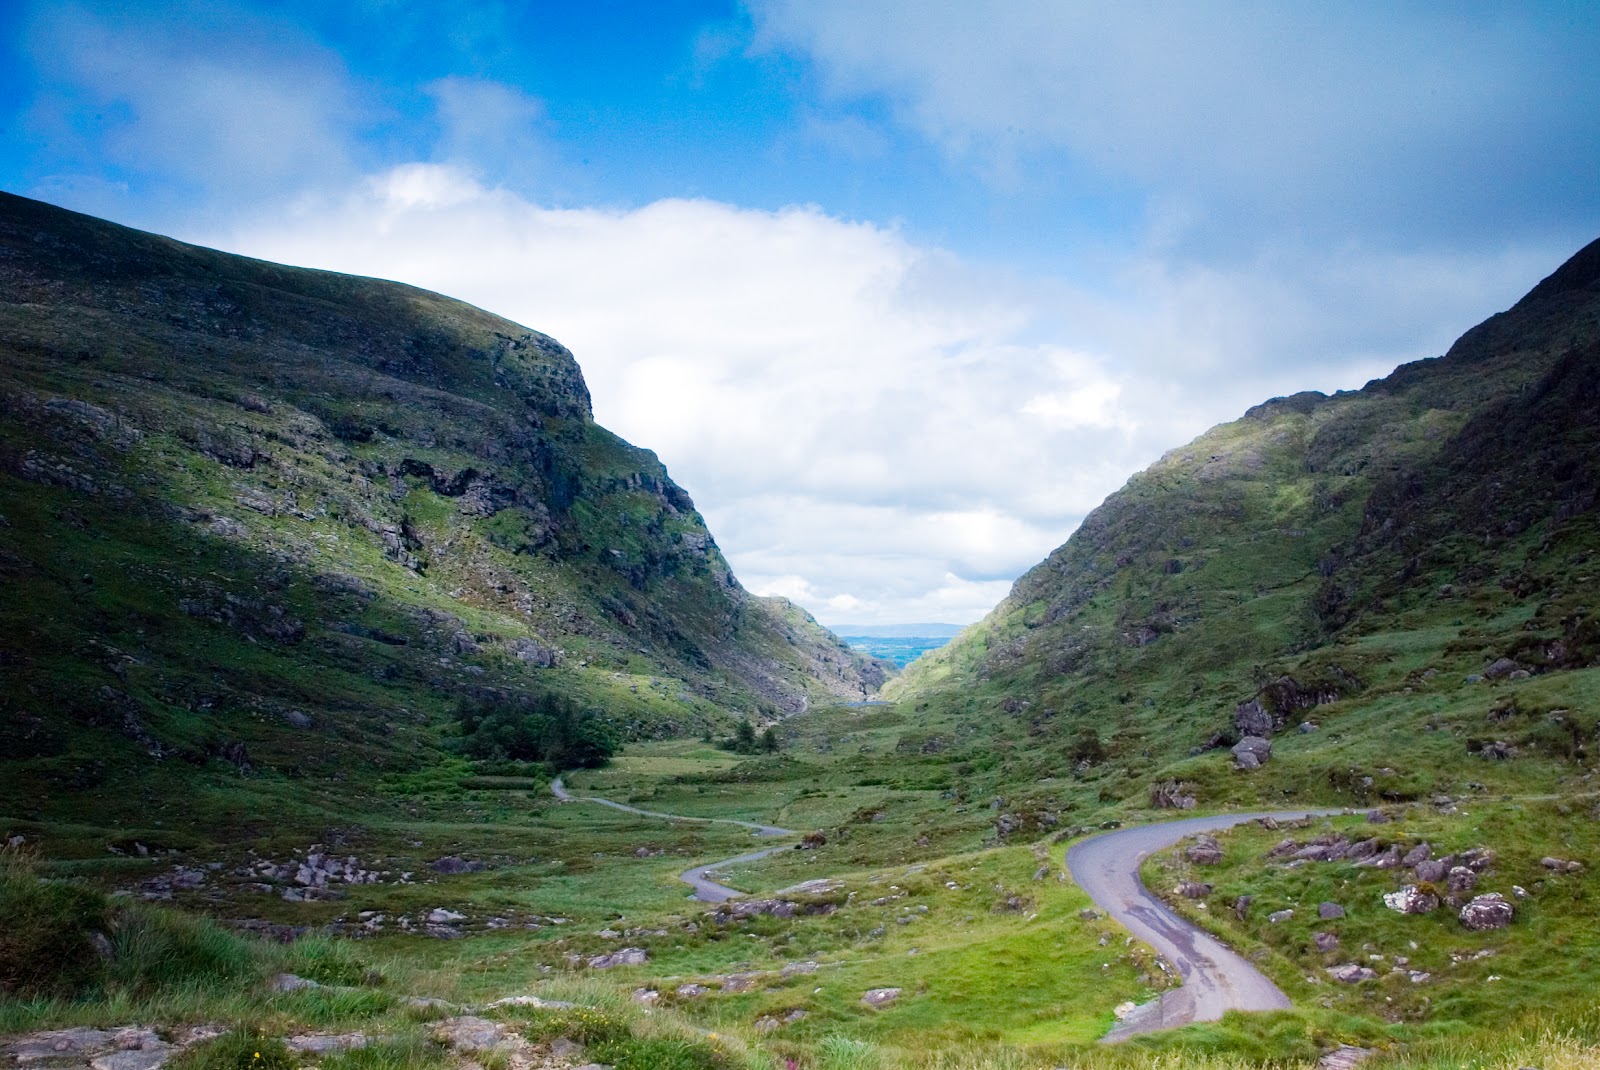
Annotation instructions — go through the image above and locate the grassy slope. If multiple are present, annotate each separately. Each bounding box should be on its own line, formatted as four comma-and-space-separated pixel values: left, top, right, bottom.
0, 190, 885, 845
886, 237, 1600, 820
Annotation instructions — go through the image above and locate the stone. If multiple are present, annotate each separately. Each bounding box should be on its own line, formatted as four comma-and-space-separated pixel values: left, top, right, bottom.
433, 1017, 505, 1053
269, 973, 321, 992
484, 995, 577, 1010
426, 908, 466, 923
1484, 657, 1523, 679
1299, 721, 1319, 733
1268, 909, 1294, 923
431, 857, 485, 875
1186, 835, 1224, 865
1327, 963, 1377, 984
1233, 735, 1272, 769
1541, 856, 1583, 872
1313, 931, 1340, 952
7, 1028, 117, 1062
588, 947, 648, 969
1366, 809, 1390, 824
1233, 895, 1252, 919
1114, 1001, 1138, 1019
284, 1035, 369, 1055
1414, 859, 1448, 883
1177, 881, 1212, 899
1320, 1046, 1376, 1070
91, 1051, 171, 1070
1317, 902, 1346, 920
676, 983, 709, 998
1447, 866, 1479, 896
1383, 885, 1440, 915
1459, 893, 1515, 931
1402, 843, 1432, 867
861, 988, 901, 1008
632, 989, 659, 1004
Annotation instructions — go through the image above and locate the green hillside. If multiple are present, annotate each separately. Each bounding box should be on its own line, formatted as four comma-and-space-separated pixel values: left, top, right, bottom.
0, 191, 886, 840
890, 235, 1600, 813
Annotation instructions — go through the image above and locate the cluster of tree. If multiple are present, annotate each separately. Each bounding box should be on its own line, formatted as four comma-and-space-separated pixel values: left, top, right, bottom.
717, 720, 780, 755
451, 691, 620, 770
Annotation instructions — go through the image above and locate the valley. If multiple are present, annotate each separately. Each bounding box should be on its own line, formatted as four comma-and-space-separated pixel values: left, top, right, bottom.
3, 193, 1600, 1070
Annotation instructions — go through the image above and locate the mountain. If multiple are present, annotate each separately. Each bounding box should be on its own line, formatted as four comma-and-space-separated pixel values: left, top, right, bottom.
890, 237, 1600, 808
0, 192, 886, 831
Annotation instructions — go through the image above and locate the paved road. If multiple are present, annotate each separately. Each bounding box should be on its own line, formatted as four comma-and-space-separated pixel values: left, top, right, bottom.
1067, 809, 1345, 1040
551, 777, 794, 901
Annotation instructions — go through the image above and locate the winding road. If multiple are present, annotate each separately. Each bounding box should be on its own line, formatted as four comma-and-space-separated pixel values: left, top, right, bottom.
551, 777, 795, 901
555, 774, 1344, 1036
1067, 809, 1345, 1040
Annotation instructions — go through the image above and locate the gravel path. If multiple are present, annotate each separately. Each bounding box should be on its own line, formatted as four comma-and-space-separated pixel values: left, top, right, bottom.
551, 777, 795, 901
1067, 808, 1345, 1040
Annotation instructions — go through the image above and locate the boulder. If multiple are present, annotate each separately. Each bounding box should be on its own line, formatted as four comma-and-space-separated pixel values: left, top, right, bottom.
1176, 881, 1212, 899
1459, 892, 1514, 930
588, 947, 648, 969
1447, 866, 1479, 896
431, 856, 484, 875
1313, 931, 1340, 952
1383, 885, 1440, 915
1233, 895, 1252, 919
1233, 736, 1272, 769
1401, 843, 1432, 867
1186, 835, 1224, 864
861, 988, 901, 1008
1268, 909, 1294, 923
433, 1017, 505, 1053
1414, 859, 1447, 883
1235, 698, 1275, 738
1317, 902, 1346, 920
675, 984, 709, 998
1484, 657, 1522, 679
1327, 963, 1377, 984
1541, 856, 1583, 872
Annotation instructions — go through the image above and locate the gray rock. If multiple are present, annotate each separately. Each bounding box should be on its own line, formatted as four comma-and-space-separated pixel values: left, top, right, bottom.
1484, 657, 1522, 679
426, 908, 466, 923
1447, 866, 1478, 896
1541, 856, 1583, 872
431, 856, 485, 875
588, 947, 648, 969
1233, 895, 1252, 919
780, 961, 820, 976
1299, 721, 1319, 733
1327, 963, 1377, 984
1459, 892, 1515, 930
861, 987, 901, 1008
1383, 885, 1440, 914
1366, 809, 1390, 824
1317, 902, 1345, 920
1320, 1046, 1376, 1070
676, 983, 709, 998
1232, 736, 1272, 769
269, 973, 321, 992
432, 1017, 504, 1053
90, 1051, 171, 1070
284, 1035, 369, 1055
1414, 859, 1447, 883
8, 1029, 116, 1063
632, 989, 660, 1004
1186, 835, 1224, 865
1176, 881, 1212, 899
1313, 931, 1340, 952
1268, 909, 1294, 923
1402, 843, 1432, 867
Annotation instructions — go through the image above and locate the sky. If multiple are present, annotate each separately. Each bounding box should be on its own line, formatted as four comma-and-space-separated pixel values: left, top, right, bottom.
4, 2, 1599, 627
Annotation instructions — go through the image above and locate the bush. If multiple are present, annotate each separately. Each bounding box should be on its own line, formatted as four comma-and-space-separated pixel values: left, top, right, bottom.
0, 848, 109, 997
452, 691, 619, 769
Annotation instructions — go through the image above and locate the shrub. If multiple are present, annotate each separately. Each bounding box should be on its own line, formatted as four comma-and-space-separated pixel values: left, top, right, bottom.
452, 692, 619, 769
0, 847, 110, 997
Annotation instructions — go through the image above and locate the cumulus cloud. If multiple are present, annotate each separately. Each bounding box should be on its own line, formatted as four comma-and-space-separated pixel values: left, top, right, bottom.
748, 2, 1600, 249
197, 164, 1558, 625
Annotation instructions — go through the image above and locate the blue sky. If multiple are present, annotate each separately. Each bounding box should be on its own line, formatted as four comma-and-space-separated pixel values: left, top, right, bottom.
4, 2, 1599, 625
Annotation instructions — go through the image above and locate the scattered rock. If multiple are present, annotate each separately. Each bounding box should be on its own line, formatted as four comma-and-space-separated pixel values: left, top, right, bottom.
430, 856, 485, 875
1313, 931, 1340, 952
1383, 886, 1440, 915
1186, 835, 1224, 865
1459, 893, 1515, 931
269, 973, 321, 992
1414, 859, 1448, 882
1317, 902, 1346, 920
780, 961, 820, 976
1402, 843, 1433, 867
1268, 909, 1294, 924
861, 988, 901, 1008
675, 983, 709, 998
426, 908, 466, 924
632, 989, 659, 1004
587, 947, 648, 969
1484, 657, 1523, 679
1319, 1046, 1376, 1070
1541, 856, 1583, 872
1447, 866, 1479, 896
1176, 881, 1212, 899
1327, 963, 1377, 984
1366, 809, 1390, 824
1233, 895, 1252, 919
484, 995, 578, 1010
284, 1035, 370, 1055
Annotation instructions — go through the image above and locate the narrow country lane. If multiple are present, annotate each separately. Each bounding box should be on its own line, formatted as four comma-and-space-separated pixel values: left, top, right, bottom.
551, 776, 795, 901
1067, 809, 1346, 1040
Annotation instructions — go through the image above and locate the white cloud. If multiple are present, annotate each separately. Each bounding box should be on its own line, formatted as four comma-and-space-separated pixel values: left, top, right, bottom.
204, 165, 1562, 626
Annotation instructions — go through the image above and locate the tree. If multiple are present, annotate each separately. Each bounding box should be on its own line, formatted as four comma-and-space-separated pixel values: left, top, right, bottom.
760, 726, 779, 753
734, 720, 757, 754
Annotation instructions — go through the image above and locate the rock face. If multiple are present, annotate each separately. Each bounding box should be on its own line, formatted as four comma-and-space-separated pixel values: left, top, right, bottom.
1459, 893, 1515, 930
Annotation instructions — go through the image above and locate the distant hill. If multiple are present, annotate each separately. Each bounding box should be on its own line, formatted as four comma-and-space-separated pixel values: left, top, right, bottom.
0, 191, 888, 835
891, 234, 1600, 810
831, 623, 965, 638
